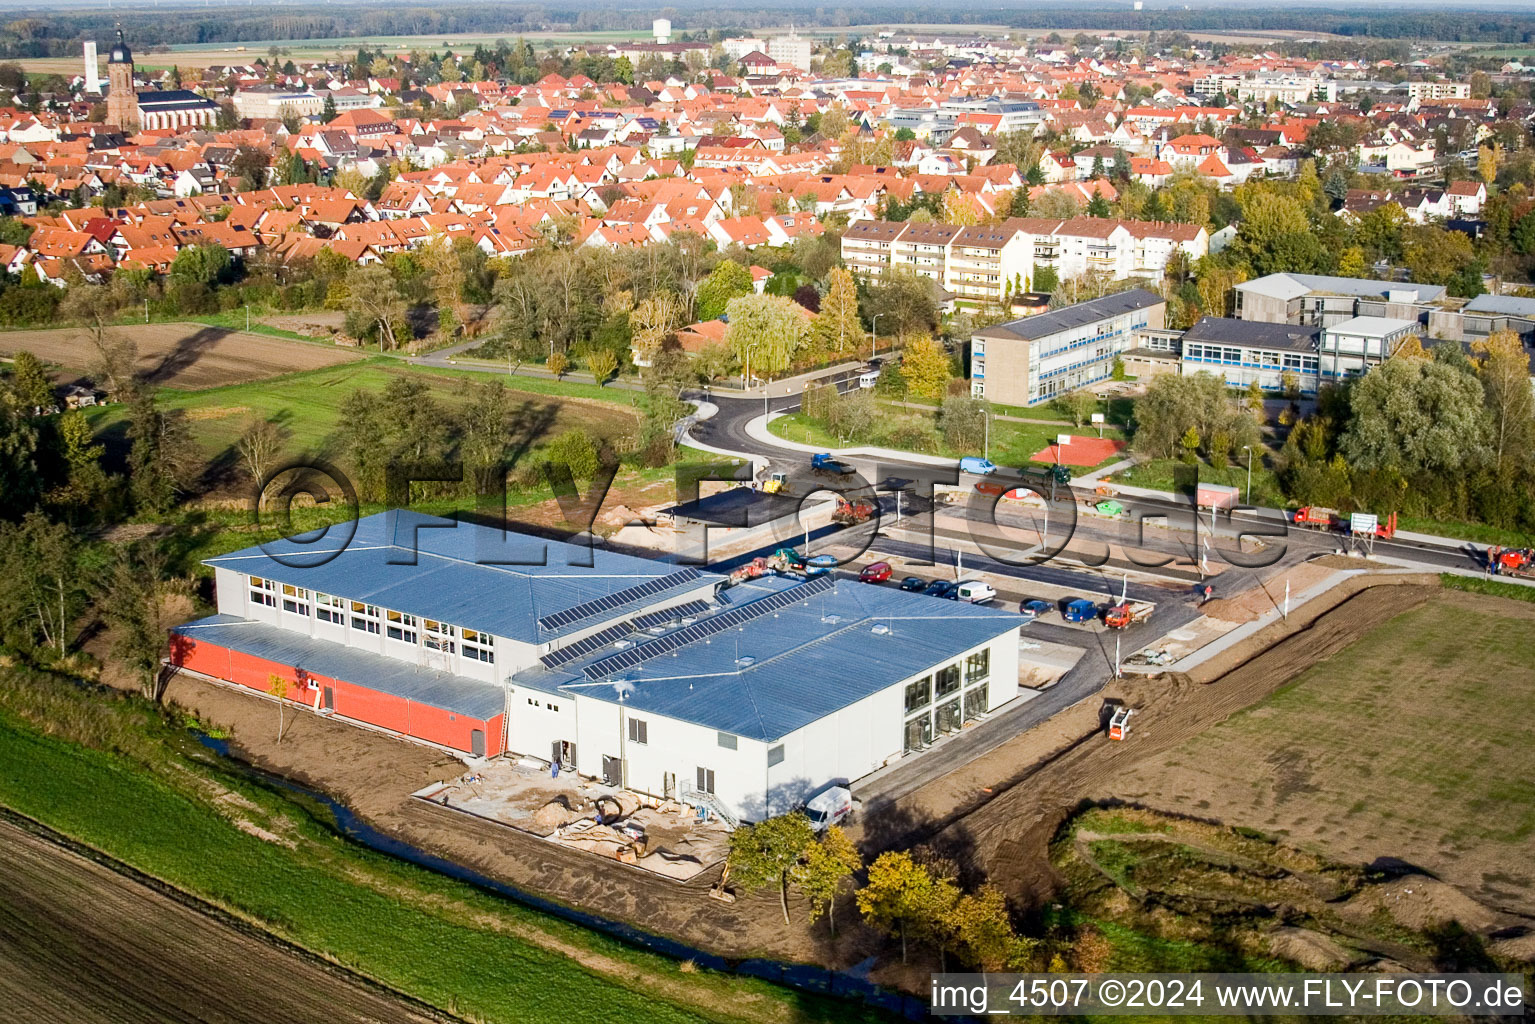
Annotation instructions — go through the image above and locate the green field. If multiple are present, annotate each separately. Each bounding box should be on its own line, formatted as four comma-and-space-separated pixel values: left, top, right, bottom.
0, 669, 880, 1024
768, 407, 1127, 469
85, 359, 641, 462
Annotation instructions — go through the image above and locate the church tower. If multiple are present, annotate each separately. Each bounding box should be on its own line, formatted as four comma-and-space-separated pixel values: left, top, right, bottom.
105, 26, 138, 131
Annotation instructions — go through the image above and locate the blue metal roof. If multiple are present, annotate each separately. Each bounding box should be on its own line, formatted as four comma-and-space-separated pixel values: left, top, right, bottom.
516, 576, 1024, 742
173, 614, 507, 720
204, 511, 725, 644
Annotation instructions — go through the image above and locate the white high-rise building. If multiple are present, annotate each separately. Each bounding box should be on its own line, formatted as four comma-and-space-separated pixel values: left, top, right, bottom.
84, 40, 100, 94
767, 28, 812, 71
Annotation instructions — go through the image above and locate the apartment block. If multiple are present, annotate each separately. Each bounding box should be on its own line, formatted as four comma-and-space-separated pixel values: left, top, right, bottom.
841, 217, 1209, 296
970, 289, 1166, 405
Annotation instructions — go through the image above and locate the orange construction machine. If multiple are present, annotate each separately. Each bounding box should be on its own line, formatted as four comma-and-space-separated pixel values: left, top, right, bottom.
832, 496, 876, 525
1488, 546, 1535, 579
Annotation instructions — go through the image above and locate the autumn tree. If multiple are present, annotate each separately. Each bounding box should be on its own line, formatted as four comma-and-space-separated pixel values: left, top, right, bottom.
726, 812, 816, 924
791, 825, 862, 937
1063, 391, 1099, 427
900, 336, 952, 400
857, 851, 956, 963
1340, 355, 1491, 476
268, 674, 291, 743
809, 268, 862, 360
546, 351, 570, 378
947, 885, 1034, 971
587, 348, 618, 385
724, 294, 809, 381
343, 264, 409, 350
695, 260, 753, 321
1473, 329, 1535, 472
629, 292, 686, 365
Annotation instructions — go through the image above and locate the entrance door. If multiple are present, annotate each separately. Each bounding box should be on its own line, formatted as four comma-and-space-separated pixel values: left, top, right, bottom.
663, 772, 676, 799
602, 755, 622, 786
470, 729, 485, 757
322, 686, 334, 711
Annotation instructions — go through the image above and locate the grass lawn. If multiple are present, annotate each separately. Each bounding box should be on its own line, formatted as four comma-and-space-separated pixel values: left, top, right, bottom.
1110, 456, 1284, 507
0, 679, 882, 1024
1398, 515, 1535, 548
768, 407, 1127, 470
84, 359, 641, 462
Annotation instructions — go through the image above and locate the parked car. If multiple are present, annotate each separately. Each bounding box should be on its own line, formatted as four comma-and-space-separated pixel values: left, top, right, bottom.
1019, 598, 1053, 622
922, 580, 956, 598
955, 580, 997, 604
898, 575, 927, 591
805, 554, 840, 576
959, 456, 998, 475
859, 561, 893, 583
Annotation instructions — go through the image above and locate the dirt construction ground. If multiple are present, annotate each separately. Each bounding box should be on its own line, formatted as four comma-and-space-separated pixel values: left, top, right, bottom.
0, 817, 444, 1024
0, 323, 360, 390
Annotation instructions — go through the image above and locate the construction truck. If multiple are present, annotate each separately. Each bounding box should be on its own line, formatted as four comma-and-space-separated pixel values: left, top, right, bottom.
766, 547, 806, 573
1489, 546, 1535, 579
1294, 507, 1398, 540
761, 471, 789, 494
832, 496, 876, 525
1293, 506, 1342, 530
1104, 600, 1154, 629
1108, 706, 1135, 741
728, 557, 770, 584
811, 453, 856, 476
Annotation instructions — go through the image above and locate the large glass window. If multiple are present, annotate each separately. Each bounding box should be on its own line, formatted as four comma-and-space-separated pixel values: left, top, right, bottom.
904, 715, 933, 753
964, 685, 989, 722
904, 676, 932, 714
936, 698, 962, 735
966, 648, 991, 683
935, 664, 961, 698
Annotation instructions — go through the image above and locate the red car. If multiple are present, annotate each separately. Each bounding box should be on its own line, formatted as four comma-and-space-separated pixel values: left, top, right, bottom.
858, 561, 893, 583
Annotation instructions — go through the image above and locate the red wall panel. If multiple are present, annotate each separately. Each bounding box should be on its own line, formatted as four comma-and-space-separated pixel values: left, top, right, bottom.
169, 634, 494, 756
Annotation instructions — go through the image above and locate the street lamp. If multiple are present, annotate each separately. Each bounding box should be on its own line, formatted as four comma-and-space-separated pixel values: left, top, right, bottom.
1241, 445, 1254, 504
870, 313, 883, 363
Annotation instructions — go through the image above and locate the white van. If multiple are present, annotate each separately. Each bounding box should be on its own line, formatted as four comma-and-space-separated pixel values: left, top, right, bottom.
804, 786, 855, 831
857, 370, 879, 389
955, 580, 996, 605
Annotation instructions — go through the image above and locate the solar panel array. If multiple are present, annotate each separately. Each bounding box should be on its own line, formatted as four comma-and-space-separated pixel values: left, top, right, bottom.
537, 568, 703, 632
539, 622, 637, 669
583, 577, 837, 680
631, 600, 711, 631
